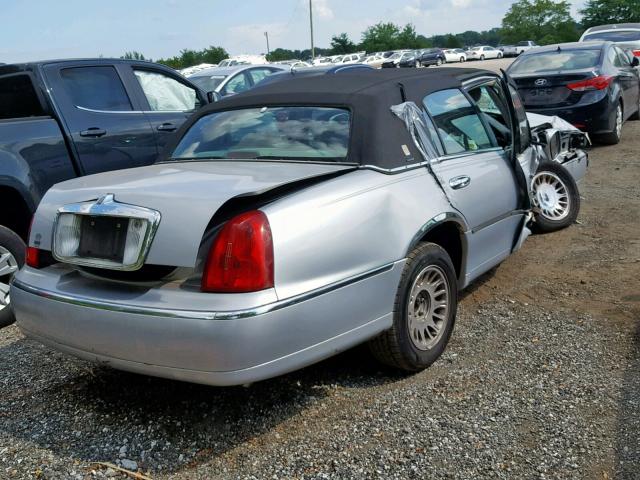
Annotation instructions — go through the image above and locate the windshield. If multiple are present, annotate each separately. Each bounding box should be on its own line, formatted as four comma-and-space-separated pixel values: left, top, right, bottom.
509, 49, 601, 73
389, 53, 401, 60
172, 106, 351, 162
190, 75, 226, 92
583, 30, 640, 42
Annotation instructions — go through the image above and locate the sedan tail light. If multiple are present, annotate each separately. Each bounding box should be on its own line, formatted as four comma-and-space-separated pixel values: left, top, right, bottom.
633, 50, 640, 57
567, 75, 614, 91
201, 210, 274, 293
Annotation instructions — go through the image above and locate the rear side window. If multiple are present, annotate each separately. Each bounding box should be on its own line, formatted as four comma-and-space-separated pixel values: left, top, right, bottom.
423, 89, 492, 154
134, 70, 198, 111
60, 66, 132, 111
0, 74, 45, 120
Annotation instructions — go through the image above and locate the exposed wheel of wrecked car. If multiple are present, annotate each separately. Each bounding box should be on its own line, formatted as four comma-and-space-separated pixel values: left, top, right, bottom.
597, 103, 623, 145
369, 243, 457, 372
531, 162, 580, 233
0, 226, 25, 328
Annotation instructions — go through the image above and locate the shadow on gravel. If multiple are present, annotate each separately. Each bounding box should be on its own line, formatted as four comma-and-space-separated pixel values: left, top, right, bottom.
0, 336, 406, 475
614, 315, 640, 478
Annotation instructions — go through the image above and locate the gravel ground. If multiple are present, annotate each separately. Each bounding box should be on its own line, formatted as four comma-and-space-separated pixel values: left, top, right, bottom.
0, 109, 638, 479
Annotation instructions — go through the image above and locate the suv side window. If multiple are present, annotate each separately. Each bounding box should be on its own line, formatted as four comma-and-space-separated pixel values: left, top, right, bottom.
423, 89, 493, 154
60, 66, 132, 111
134, 69, 199, 111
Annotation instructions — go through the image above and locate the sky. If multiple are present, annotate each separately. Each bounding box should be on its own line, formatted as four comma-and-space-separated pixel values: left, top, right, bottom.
0, 0, 587, 64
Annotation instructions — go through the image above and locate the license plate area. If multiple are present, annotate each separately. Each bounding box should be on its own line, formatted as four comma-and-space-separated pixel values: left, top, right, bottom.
78, 216, 129, 262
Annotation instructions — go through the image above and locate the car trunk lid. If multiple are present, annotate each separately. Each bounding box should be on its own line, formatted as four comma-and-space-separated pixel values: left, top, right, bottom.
511, 70, 597, 108
31, 161, 356, 268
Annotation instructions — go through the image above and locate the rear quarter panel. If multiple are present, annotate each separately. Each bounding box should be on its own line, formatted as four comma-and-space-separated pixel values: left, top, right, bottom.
263, 168, 458, 299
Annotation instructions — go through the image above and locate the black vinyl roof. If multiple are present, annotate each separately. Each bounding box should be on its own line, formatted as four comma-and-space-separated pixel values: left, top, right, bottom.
165, 67, 498, 170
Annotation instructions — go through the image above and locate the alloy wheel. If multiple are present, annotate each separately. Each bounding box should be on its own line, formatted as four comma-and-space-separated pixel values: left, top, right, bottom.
532, 172, 571, 221
0, 246, 18, 311
407, 265, 450, 351
615, 105, 623, 139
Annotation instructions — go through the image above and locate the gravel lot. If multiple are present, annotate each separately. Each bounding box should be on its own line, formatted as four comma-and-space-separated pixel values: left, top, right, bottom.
1, 65, 638, 479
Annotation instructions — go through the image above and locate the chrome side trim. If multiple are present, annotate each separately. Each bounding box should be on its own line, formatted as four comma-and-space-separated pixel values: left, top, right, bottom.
11, 262, 397, 321
76, 105, 194, 115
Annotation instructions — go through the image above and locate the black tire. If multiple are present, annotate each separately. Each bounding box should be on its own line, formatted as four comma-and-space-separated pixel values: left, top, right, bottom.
596, 102, 623, 145
498, 53, 503, 59
0, 226, 25, 328
629, 92, 640, 120
436, 58, 443, 66
531, 162, 580, 233
369, 243, 458, 372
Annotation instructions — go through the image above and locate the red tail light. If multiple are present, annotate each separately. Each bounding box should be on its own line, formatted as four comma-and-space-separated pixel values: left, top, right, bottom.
567, 75, 614, 91
26, 247, 40, 268
201, 210, 274, 293
633, 50, 640, 57
25, 216, 41, 268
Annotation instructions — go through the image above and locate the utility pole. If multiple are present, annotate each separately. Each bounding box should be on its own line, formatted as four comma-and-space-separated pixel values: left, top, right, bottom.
309, 0, 315, 60
264, 31, 270, 55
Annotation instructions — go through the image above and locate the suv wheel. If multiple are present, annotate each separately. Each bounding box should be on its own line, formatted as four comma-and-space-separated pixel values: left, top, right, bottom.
436, 58, 443, 66
0, 226, 25, 328
531, 162, 580, 233
369, 243, 457, 371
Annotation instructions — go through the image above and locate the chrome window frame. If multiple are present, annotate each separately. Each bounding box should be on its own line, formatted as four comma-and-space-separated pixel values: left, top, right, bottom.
52, 194, 161, 271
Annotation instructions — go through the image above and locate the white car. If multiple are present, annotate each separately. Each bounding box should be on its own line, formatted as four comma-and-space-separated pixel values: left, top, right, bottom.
333, 53, 364, 65
466, 46, 503, 61
443, 49, 467, 63
363, 54, 386, 68
580, 23, 640, 57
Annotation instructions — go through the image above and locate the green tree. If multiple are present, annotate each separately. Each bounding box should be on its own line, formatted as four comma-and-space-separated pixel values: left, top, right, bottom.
330, 33, 357, 54
444, 34, 463, 48
360, 22, 401, 52
580, 0, 640, 29
501, 0, 579, 45
121, 51, 148, 61
156, 45, 229, 69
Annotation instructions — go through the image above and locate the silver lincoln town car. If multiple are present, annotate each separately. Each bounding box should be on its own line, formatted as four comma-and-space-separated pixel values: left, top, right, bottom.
10, 69, 588, 386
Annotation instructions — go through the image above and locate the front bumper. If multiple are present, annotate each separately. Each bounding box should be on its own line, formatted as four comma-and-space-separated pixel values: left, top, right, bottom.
11, 262, 401, 386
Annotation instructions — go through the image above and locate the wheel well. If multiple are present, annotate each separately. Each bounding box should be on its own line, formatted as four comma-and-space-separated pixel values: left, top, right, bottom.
419, 222, 464, 280
0, 187, 32, 241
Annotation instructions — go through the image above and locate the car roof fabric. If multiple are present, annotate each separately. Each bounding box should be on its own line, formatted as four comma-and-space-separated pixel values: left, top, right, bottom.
163, 68, 496, 169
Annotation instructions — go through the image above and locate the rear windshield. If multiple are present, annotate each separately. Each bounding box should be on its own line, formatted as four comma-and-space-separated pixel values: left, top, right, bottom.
509, 50, 601, 74
190, 75, 226, 92
172, 106, 351, 162
583, 30, 640, 42
0, 74, 46, 120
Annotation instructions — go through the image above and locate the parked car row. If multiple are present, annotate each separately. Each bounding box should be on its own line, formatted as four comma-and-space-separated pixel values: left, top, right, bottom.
4, 61, 590, 387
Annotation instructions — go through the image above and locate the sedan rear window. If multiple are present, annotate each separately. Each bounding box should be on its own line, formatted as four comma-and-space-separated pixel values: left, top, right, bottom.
172, 106, 351, 162
509, 50, 601, 74
583, 30, 640, 42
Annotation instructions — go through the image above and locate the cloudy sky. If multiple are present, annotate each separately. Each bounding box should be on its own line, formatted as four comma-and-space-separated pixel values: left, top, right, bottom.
1, 0, 587, 63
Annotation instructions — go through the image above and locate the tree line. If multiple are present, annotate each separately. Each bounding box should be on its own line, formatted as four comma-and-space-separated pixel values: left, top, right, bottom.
121, 0, 640, 68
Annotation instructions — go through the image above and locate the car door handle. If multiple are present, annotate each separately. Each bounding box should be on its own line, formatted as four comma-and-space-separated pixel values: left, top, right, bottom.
79, 127, 107, 137
449, 175, 471, 189
157, 123, 177, 132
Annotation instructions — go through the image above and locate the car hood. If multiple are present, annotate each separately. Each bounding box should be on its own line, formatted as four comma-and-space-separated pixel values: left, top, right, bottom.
31, 161, 354, 267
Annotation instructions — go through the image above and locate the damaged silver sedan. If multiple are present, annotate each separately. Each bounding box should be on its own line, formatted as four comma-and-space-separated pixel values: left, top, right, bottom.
11, 69, 588, 386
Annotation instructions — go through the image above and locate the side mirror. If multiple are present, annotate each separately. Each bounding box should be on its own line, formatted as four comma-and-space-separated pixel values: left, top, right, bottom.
632, 56, 639, 67
207, 91, 222, 103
